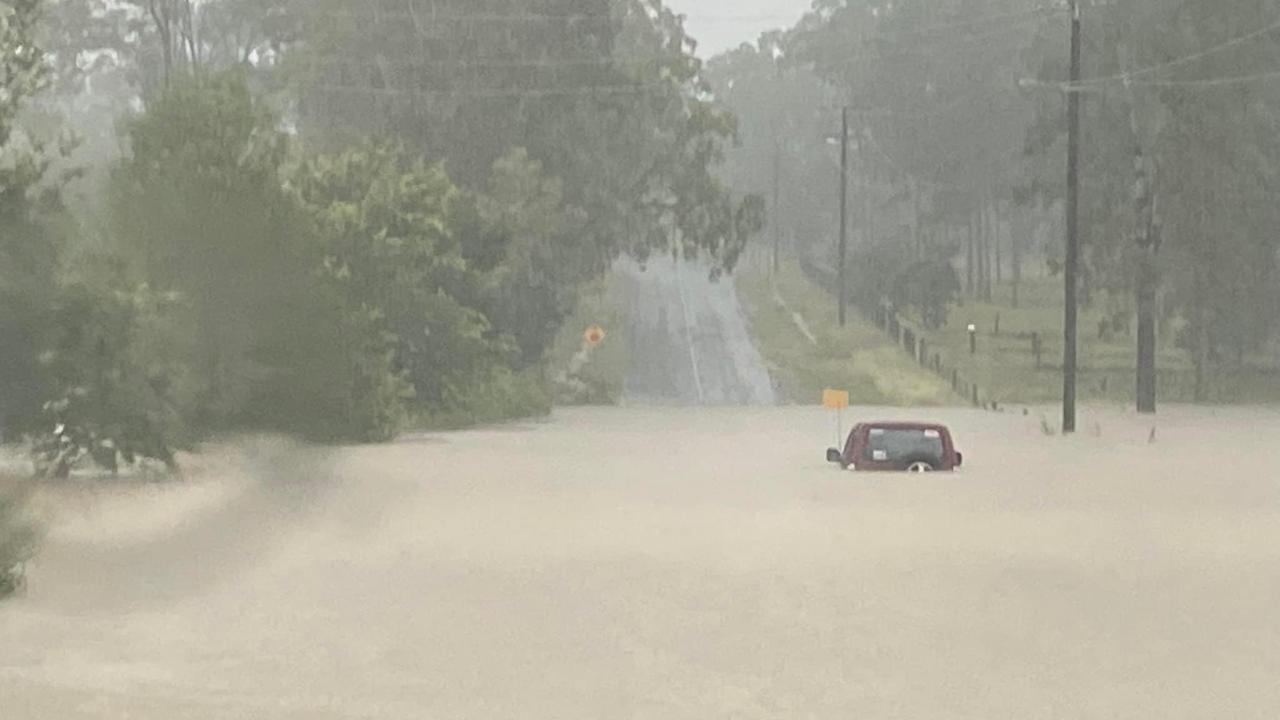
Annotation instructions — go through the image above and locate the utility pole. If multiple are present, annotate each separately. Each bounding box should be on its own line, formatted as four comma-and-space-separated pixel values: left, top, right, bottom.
773, 140, 781, 276
838, 105, 849, 327
1135, 207, 1159, 414
1120, 46, 1159, 415
966, 213, 975, 297
994, 205, 1003, 287
771, 49, 784, 278
864, 129, 876, 249
1062, 0, 1082, 434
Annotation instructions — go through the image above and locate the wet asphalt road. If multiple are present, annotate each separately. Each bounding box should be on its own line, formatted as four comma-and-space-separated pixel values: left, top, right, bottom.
612, 257, 776, 406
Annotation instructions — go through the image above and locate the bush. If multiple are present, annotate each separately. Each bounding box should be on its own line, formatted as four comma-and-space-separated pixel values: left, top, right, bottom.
421, 368, 552, 430
0, 475, 38, 599
31, 280, 196, 477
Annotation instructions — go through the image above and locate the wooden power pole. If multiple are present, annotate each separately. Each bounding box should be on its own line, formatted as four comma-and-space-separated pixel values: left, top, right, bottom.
1063, 0, 1082, 434
838, 106, 849, 327
773, 139, 781, 276
1120, 46, 1159, 415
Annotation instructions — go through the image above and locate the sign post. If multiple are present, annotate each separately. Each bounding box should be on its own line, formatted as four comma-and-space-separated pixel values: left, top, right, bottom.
823, 389, 850, 447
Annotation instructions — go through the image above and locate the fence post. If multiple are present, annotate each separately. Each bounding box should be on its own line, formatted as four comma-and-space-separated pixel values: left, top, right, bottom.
1032, 332, 1043, 369
952, 369, 959, 391
972, 384, 980, 407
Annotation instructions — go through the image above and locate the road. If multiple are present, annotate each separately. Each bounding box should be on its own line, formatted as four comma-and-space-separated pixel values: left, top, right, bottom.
612, 257, 776, 406
4, 406, 1280, 718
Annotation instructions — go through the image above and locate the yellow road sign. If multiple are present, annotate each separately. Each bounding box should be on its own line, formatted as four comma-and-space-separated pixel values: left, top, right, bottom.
584, 325, 606, 346
822, 389, 850, 409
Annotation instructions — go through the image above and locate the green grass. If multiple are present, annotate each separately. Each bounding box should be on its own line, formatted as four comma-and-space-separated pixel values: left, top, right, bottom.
900, 277, 1280, 405
738, 263, 959, 407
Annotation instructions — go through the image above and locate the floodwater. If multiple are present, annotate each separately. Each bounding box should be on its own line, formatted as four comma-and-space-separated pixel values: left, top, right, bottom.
3, 405, 1280, 718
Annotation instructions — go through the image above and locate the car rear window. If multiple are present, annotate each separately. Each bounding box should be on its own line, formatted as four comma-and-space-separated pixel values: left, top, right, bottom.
865, 428, 945, 464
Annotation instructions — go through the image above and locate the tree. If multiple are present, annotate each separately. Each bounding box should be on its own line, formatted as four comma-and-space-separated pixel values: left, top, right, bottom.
892, 259, 962, 330
0, 473, 38, 598
1020, 0, 1280, 397
730, 0, 1280, 405
0, 0, 67, 437
705, 33, 834, 268
448, 148, 594, 368
286, 0, 761, 272
0, 0, 48, 595
290, 141, 514, 423
796, 0, 1035, 245
32, 277, 196, 477
108, 71, 398, 441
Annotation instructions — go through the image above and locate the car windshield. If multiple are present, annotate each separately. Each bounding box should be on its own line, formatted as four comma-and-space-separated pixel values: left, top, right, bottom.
866, 428, 945, 464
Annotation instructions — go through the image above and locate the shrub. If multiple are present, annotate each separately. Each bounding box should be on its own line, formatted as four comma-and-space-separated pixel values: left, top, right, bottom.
0, 474, 38, 599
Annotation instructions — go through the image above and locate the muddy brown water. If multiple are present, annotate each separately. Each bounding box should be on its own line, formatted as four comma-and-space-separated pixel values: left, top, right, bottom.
3, 406, 1279, 718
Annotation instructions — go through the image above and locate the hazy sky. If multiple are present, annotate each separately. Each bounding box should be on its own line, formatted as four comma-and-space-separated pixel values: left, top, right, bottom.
666, 0, 813, 57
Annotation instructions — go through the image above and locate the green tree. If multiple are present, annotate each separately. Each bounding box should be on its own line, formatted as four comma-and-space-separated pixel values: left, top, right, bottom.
706, 33, 834, 266
0, 0, 65, 437
291, 141, 511, 423
1021, 0, 1280, 392
0, 473, 38, 598
287, 0, 761, 271
32, 276, 196, 476
452, 148, 594, 368
109, 71, 399, 441
0, 0, 49, 597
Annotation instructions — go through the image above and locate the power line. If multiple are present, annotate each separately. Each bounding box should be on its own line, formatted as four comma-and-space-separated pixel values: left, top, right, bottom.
306, 56, 677, 72
880, 3, 1064, 41
302, 9, 610, 24
682, 13, 805, 24
1074, 18, 1280, 88
300, 6, 815, 26
1027, 65, 1280, 93
1130, 69, 1280, 88
306, 82, 666, 100
807, 13, 1055, 73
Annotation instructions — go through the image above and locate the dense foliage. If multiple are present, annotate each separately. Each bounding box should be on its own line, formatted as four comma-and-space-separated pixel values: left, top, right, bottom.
711, 0, 1280, 395
0, 0, 762, 475
0, 473, 38, 598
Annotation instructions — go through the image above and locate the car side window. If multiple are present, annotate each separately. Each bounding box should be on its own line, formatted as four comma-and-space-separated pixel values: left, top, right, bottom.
865, 428, 889, 462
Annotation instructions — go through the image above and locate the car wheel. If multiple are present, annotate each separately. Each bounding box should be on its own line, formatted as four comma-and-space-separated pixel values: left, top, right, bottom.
905, 461, 935, 473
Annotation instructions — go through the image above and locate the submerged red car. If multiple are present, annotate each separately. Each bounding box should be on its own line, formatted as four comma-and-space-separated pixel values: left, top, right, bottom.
826, 422, 963, 472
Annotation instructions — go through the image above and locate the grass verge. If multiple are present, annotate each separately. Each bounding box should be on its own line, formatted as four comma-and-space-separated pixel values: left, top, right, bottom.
738, 263, 958, 407
903, 278, 1280, 405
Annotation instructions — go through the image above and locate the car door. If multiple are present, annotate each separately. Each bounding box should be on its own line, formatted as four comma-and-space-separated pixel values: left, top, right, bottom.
856, 427, 900, 471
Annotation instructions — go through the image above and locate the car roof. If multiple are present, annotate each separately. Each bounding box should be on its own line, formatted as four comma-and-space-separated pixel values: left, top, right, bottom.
861, 421, 951, 432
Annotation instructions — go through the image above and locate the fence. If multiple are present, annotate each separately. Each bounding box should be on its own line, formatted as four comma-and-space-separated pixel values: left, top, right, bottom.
798, 253, 1280, 406
799, 253, 993, 408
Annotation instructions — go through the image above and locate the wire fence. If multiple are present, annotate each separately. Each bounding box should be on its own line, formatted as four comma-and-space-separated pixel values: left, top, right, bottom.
798, 253, 991, 408
797, 253, 1280, 407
